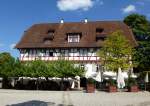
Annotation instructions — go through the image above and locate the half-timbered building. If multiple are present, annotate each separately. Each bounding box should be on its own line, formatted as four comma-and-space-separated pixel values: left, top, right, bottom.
15, 19, 137, 78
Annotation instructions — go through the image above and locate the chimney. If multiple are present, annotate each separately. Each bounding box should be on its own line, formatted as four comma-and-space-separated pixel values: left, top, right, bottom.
60, 19, 64, 24
84, 18, 88, 23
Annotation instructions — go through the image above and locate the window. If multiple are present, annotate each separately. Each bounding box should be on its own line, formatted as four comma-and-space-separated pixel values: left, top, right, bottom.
29, 50, 34, 57
24, 50, 29, 57
44, 38, 51, 44
96, 28, 105, 41
80, 64, 85, 69
46, 50, 49, 56
67, 33, 81, 43
96, 36, 106, 41
43, 35, 54, 44
96, 28, 104, 33
47, 30, 55, 36
45, 50, 53, 57
68, 35, 80, 43
49, 52, 53, 56
43, 30, 55, 44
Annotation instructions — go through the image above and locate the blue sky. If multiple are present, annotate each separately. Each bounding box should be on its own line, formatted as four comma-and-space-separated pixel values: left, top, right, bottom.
0, 0, 150, 58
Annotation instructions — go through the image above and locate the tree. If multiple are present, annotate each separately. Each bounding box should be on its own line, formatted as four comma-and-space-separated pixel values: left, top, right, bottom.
0, 52, 16, 77
97, 30, 134, 72
0, 52, 17, 88
50, 59, 84, 78
11, 59, 24, 77
124, 14, 150, 71
124, 13, 150, 40
21, 59, 84, 78
133, 41, 150, 71
26, 60, 48, 77
0, 51, 85, 89
49, 59, 84, 90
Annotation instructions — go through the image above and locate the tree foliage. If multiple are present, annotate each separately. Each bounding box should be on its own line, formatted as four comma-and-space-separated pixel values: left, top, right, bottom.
133, 41, 150, 71
97, 30, 134, 72
124, 13, 150, 40
124, 13, 150, 71
50, 60, 84, 78
0, 52, 16, 77
0, 53, 84, 78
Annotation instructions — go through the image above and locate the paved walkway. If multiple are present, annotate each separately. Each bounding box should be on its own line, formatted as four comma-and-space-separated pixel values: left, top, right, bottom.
0, 89, 150, 106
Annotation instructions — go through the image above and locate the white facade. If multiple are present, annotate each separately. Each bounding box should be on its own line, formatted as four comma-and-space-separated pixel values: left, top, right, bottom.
19, 48, 100, 62
19, 48, 102, 79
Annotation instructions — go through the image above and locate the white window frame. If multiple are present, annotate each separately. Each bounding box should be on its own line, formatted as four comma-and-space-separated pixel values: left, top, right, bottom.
68, 34, 80, 43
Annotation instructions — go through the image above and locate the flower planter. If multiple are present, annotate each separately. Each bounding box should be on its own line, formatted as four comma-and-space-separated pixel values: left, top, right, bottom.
127, 78, 139, 92
109, 86, 117, 92
129, 86, 139, 92
86, 84, 95, 93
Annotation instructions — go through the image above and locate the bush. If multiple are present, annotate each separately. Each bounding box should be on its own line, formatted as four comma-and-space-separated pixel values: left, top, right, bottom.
108, 79, 116, 86
127, 77, 137, 87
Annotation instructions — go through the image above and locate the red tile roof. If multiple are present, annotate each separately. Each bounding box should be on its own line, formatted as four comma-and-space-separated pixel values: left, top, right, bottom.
15, 21, 137, 49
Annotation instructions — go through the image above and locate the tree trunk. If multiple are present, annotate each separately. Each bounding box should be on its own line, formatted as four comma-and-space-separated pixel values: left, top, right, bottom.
2, 77, 9, 89
36, 78, 39, 90
60, 78, 64, 90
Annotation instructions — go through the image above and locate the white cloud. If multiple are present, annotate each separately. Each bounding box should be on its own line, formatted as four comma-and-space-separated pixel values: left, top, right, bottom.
10, 43, 16, 50
122, 5, 136, 14
57, 0, 95, 11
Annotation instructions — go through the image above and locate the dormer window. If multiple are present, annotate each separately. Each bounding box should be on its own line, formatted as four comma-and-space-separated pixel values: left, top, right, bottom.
47, 30, 55, 36
96, 28, 104, 33
68, 35, 79, 42
44, 38, 51, 44
43, 29, 55, 44
96, 35, 106, 41
96, 28, 106, 41
67, 33, 81, 43
43, 36, 54, 44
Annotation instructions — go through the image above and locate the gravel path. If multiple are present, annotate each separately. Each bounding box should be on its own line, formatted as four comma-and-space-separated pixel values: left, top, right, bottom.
0, 89, 150, 106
